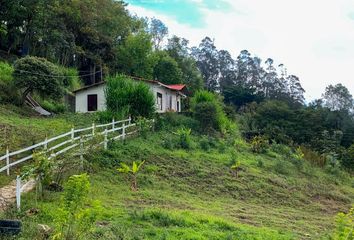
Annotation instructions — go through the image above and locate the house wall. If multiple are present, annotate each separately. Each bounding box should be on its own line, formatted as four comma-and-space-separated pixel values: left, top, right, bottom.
75, 83, 182, 113
75, 85, 106, 113
146, 83, 182, 113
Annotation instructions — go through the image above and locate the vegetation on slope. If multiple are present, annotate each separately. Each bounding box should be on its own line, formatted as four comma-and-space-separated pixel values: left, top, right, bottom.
0, 113, 352, 240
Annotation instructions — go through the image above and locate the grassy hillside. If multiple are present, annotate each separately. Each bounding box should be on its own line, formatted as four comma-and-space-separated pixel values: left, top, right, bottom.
0, 104, 96, 187
0, 112, 353, 239
0, 104, 96, 154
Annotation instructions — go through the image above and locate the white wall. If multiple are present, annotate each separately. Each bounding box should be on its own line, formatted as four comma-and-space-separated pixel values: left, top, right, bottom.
75, 85, 106, 113
146, 83, 182, 113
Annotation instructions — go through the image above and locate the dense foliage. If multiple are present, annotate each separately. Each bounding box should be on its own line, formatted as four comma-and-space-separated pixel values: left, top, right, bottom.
105, 74, 155, 118
13, 56, 65, 100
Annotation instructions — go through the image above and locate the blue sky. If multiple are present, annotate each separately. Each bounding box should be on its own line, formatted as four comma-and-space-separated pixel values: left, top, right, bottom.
126, 0, 354, 100
125, 0, 232, 27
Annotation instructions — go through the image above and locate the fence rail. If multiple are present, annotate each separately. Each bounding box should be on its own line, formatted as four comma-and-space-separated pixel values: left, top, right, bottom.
0, 117, 139, 175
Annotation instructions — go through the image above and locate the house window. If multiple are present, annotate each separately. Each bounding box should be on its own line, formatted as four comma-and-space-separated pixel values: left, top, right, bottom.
157, 92, 163, 110
87, 94, 98, 112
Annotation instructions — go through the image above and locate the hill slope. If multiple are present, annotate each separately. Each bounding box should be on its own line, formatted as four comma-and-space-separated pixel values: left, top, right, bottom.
0, 109, 353, 239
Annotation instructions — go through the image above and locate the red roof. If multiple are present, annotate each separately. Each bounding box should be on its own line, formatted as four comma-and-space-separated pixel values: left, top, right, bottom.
166, 84, 186, 91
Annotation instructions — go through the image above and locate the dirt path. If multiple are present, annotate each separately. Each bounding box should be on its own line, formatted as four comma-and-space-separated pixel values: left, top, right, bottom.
0, 179, 36, 212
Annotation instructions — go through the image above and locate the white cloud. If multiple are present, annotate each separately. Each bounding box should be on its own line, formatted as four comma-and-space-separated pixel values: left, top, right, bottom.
128, 0, 354, 100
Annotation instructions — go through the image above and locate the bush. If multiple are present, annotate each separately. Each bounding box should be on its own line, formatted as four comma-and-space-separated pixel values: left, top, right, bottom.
59, 66, 82, 92
0, 61, 21, 104
95, 110, 128, 124
52, 174, 102, 240
341, 144, 354, 171
136, 117, 151, 139
176, 127, 192, 149
191, 90, 228, 133
41, 100, 67, 114
155, 112, 199, 131
300, 146, 326, 167
105, 74, 155, 119
251, 136, 269, 153
332, 206, 354, 240
13, 56, 65, 100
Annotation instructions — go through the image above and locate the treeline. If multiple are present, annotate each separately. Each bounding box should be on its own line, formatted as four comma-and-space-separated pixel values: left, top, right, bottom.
0, 0, 353, 170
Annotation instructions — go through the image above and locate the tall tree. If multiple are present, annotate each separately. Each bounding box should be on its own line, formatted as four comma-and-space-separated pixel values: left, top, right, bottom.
192, 37, 220, 91
322, 83, 353, 112
218, 50, 237, 93
114, 31, 157, 79
167, 36, 203, 93
153, 51, 182, 84
148, 18, 168, 50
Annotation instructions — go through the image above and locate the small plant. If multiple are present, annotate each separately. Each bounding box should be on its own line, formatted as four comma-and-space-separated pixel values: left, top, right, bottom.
117, 160, 145, 191
251, 136, 269, 153
52, 174, 102, 240
291, 147, 304, 170
332, 206, 353, 240
21, 152, 53, 200
231, 160, 241, 178
136, 117, 151, 139
175, 127, 192, 149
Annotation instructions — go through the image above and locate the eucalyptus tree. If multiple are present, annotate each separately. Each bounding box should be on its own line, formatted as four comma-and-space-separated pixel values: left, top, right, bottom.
322, 83, 354, 112
192, 37, 220, 91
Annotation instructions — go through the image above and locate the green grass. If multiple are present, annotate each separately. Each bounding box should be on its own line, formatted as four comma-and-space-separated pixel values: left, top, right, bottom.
1, 128, 352, 240
0, 104, 97, 154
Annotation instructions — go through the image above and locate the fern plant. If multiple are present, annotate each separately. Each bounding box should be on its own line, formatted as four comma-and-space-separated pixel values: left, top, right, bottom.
117, 160, 145, 191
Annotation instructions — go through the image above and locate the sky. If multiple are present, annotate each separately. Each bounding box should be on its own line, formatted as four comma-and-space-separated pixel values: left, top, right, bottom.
125, 0, 354, 100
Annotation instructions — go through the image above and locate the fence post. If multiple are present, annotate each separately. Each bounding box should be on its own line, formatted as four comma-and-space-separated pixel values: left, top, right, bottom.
104, 129, 108, 150
112, 118, 115, 131
80, 136, 84, 169
44, 135, 48, 151
128, 116, 131, 126
92, 123, 95, 136
71, 127, 75, 142
6, 146, 10, 176
122, 123, 126, 140
16, 175, 21, 211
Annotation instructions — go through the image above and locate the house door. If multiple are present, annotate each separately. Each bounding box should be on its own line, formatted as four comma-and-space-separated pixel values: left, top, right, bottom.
177, 101, 180, 112
87, 94, 98, 111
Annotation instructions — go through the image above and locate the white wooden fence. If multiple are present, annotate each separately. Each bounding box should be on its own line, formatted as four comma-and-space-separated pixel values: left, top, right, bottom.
0, 117, 139, 176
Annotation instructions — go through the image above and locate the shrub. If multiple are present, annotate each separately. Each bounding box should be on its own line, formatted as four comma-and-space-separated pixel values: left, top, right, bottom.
199, 136, 211, 152
136, 117, 152, 139
105, 74, 155, 119
21, 152, 53, 200
251, 136, 269, 153
332, 206, 353, 240
191, 90, 228, 133
52, 174, 102, 240
155, 112, 199, 131
162, 135, 177, 150
341, 144, 354, 171
13, 56, 65, 100
59, 66, 82, 92
41, 100, 67, 114
300, 146, 326, 167
95, 110, 128, 124
270, 144, 293, 159
0, 61, 21, 104
175, 127, 192, 149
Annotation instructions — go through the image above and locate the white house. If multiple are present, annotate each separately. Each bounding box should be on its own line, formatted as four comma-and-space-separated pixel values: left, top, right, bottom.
73, 78, 187, 113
